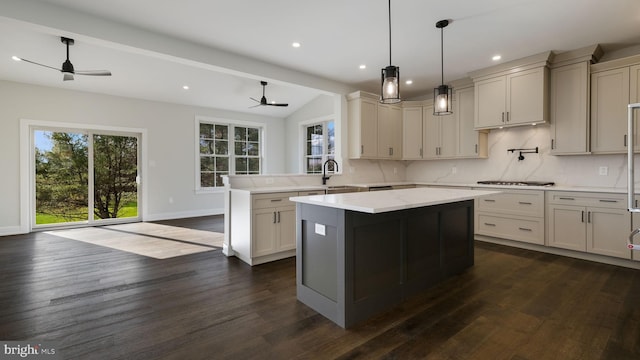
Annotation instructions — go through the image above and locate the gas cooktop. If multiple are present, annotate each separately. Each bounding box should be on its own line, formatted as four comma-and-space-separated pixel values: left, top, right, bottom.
477, 180, 555, 186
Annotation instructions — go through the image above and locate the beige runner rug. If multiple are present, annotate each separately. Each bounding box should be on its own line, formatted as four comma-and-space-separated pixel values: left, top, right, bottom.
46, 222, 224, 259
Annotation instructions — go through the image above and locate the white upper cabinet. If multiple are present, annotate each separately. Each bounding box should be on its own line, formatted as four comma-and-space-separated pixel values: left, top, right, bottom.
377, 103, 402, 159
456, 86, 488, 158
470, 51, 551, 130
348, 91, 402, 160
402, 106, 423, 160
549, 62, 590, 154
590, 67, 630, 153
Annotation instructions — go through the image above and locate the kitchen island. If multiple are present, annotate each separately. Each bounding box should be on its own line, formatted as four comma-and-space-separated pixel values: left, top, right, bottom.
290, 187, 499, 328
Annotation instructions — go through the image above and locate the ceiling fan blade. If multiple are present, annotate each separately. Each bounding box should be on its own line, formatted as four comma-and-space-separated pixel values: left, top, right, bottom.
74, 70, 112, 76
248, 104, 263, 108
15, 57, 62, 72
249, 97, 261, 103
267, 103, 289, 107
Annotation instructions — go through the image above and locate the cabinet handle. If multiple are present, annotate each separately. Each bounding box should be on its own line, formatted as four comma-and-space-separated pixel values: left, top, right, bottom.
551, 139, 555, 150
475, 144, 478, 154
420, 148, 423, 157
483, 199, 496, 202
484, 223, 496, 227
581, 211, 585, 223
519, 201, 532, 205
361, 145, 364, 154
588, 211, 591, 223
270, 199, 283, 202
506, 112, 510, 122
624, 134, 628, 147
636, 199, 638, 208
501, 112, 505, 123
518, 227, 532, 232
559, 197, 575, 200
277, 211, 281, 223
273, 211, 277, 224
598, 199, 618, 203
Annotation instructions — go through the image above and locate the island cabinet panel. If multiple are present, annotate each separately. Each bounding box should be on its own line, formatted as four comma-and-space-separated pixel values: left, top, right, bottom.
296, 200, 474, 328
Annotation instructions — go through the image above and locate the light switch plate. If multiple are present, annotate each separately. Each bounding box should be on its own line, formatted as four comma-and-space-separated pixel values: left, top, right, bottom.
314, 223, 326, 236
599, 166, 608, 176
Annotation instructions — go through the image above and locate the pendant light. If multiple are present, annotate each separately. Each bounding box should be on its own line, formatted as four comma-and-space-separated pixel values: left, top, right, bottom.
434, 19, 452, 115
380, 0, 401, 104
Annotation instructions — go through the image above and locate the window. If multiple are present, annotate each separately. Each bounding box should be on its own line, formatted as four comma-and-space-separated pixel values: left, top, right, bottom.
199, 120, 261, 188
304, 120, 335, 174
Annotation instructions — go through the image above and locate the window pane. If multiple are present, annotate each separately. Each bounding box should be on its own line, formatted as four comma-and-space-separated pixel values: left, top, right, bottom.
247, 142, 259, 156
215, 140, 228, 155
200, 156, 215, 171
200, 123, 213, 139
307, 157, 322, 173
248, 128, 259, 142
216, 157, 228, 171
306, 126, 314, 141
201, 172, 215, 187
235, 127, 246, 141
236, 158, 247, 172
249, 158, 260, 172
215, 125, 228, 140
215, 173, 226, 187
235, 141, 245, 156
200, 139, 213, 154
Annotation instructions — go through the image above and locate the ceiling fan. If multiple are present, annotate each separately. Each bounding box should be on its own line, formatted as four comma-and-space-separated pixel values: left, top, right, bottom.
250, 81, 288, 108
13, 36, 112, 81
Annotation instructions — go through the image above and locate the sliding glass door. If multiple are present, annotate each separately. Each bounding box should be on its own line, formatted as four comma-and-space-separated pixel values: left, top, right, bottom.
34, 129, 140, 228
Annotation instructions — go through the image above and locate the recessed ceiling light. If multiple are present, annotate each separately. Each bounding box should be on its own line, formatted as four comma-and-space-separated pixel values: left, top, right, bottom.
11, 56, 21, 61
182, 85, 189, 90
292, 42, 301, 48
405, 80, 413, 85
492, 55, 502, 61
359, 64, 366, 69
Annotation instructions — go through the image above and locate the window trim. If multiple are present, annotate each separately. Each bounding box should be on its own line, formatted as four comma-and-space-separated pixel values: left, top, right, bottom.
195, 116, 264, 192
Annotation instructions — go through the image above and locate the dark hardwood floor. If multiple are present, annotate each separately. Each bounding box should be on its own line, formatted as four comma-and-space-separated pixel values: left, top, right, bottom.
1, 215, 639, 359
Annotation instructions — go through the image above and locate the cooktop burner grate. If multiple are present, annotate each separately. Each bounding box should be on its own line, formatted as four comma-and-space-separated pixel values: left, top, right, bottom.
477, 180, 555, 186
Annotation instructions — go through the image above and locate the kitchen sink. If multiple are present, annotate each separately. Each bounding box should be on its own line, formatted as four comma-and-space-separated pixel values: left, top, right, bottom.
324, 185, 364, 194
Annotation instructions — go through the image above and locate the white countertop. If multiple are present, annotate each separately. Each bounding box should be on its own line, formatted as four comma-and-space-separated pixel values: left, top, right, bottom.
289, 187, 500, 214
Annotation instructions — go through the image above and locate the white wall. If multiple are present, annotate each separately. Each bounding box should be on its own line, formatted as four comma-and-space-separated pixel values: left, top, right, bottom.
0, 80, 285, 235
406, 124, 633, 188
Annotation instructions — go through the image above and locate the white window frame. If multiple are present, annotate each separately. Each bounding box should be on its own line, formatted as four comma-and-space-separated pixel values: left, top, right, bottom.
195, 116, 264, 192
299, 117, 336, 174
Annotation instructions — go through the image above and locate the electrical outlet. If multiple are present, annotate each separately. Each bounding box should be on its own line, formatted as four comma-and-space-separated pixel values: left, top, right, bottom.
599, 166, 608, 176
265, 178, 274, 184
393, 167, 397, 175
451, 166, 457, 174
349, 166, 355, 174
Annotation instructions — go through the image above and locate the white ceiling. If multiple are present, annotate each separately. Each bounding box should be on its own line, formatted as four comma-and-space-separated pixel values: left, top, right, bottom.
1, 0, 639, 118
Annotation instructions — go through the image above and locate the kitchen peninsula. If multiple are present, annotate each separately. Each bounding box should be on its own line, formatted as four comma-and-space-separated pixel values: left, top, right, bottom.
290, 187, 499, 328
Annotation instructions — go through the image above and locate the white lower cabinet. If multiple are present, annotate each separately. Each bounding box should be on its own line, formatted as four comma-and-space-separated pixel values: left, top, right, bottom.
230, 190, 303, 266
474, 189, 545, 245
546, 191, 631, 259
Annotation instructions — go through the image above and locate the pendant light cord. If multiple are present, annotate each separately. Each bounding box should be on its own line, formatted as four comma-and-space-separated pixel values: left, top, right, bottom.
388, 0, 392, 66
440, 25, 444, 85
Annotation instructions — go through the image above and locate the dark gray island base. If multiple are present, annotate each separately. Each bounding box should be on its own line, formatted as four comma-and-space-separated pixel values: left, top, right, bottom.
295, 199, 474, 328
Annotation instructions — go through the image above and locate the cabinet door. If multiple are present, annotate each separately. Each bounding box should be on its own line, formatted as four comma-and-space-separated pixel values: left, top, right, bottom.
388, 105, 403, 159
402, 106, 423, 159
629, 65, 640, 150
550, 62, 589, 154
457, 87, 482, 157
422, 108, 440, 159
348, 97, 378, 158
252, 208, 278, 257
591, 68, 630, 153
276, 206, 296, 251
475, 76, 506, 129
439, 111, 457, 157
587, 207, 631, 259
507, 67, 546, 125
547, 205, 586, 251
377, 104, 400, 158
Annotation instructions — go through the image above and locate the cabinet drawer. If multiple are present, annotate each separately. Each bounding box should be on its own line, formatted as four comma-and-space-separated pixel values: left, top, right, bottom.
298, 190, 324, 196
476, 190, 544, 217
252, 192, 298, 209
477, 213, 544, 245
546, 191, 626, 208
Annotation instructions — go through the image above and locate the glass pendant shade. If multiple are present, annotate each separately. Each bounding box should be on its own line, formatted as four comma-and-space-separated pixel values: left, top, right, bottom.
433, 84, 452, 115
381, 65, 401, 104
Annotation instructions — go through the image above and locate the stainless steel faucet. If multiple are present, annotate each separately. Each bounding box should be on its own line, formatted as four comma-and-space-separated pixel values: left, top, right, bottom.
322, 159, 339, 185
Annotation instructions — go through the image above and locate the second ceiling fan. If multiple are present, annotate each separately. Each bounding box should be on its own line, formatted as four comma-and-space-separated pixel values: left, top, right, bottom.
250, 81, 288, 108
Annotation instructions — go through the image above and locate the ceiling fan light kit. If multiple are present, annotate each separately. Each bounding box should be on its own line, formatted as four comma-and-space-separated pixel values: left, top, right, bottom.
434, 19, 453, 115
14, 36, 111, 81
380, 0, 401, 104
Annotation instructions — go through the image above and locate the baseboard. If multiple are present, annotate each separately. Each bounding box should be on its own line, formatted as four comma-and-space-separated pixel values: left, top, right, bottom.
144, 208, 224, 222
475, 234, 640, 270
0, 226, 27, 237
